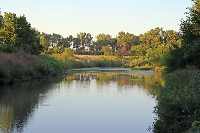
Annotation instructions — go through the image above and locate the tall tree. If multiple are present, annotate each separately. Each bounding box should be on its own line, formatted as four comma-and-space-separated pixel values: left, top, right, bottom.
72, 37, 81, 49
67, 35, 73, 47
0, 12, 18, 45
179, 0, 200, 67
77, 32, 93, 54
100, 46, 112, 55
95, 33, 114, 53
85, 33, 93, 47
0, 13, 43, 55
40, 35, 50, 52
117, 32, 135, 56
0, 9, 3, 29
15, 15, 43, 54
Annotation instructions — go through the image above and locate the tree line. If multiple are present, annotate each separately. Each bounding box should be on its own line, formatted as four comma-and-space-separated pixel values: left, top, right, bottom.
0, 10, 182, 59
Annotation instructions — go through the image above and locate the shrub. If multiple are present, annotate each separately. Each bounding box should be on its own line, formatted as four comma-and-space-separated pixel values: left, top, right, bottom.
153, 66, 200, 133
0, 62, 10, 84
37, 55, 64, 76
0, 43, 18, 53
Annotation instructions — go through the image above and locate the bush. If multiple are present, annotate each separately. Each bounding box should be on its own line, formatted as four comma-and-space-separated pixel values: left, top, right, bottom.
0, 53, 65, 83
153, 66, 200, 133
37, 55, 64, 76
0, 62, 10, 84
0, 43, 18, 53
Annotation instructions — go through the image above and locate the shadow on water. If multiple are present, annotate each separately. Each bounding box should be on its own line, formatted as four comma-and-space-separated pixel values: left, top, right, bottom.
0, 77, 64, 133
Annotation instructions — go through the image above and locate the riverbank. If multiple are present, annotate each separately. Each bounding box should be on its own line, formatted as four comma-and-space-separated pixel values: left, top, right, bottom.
0, 53, 127, 85
0, 52, 163, 85
0, 52, 65, 85
153, 66, 200, 132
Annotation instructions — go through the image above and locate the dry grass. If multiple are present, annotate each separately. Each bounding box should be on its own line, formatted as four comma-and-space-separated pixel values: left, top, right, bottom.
74, 55, 130, 60
74, 55, 99, 60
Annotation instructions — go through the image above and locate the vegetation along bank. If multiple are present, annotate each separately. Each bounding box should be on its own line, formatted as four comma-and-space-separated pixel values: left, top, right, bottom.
1, 1, 200, 132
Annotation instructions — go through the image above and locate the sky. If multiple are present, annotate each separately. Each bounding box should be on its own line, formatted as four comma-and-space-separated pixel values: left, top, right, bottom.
1, 0, 193, 39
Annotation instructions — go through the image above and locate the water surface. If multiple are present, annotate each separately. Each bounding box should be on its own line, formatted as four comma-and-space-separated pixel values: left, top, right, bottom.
0, 68, 163, 133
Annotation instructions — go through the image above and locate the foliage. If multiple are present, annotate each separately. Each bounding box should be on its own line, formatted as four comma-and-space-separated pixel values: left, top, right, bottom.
0, 43, 18, 53
186, 121, 200, 132
60, 47, 74, 61
45, 46, 74, 62
153, 66, 200, 133
76, 32, 93, 54
163, 0, 200, 72
100, 46, 112, 55
94, 33, 117, 53
40, 35, 50, 53
0, 12, 18, 45
0, 62, 10, 84
37, 55, 64, 76
0, 53, 65, 84
0, 12, 43, 55
117, 33, 135, 54
0, 10, 2, 29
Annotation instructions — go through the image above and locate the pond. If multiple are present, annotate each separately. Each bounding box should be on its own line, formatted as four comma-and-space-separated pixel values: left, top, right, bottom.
0, 67, 163, 133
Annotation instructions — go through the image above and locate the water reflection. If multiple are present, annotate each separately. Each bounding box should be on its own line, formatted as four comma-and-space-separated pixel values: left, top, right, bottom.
0, 68, 164, 133
0, 77, 63, 133
64, 69, 164, 95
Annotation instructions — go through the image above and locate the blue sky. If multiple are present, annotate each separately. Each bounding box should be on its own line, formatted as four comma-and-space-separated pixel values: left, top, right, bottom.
1, 0, 193, 39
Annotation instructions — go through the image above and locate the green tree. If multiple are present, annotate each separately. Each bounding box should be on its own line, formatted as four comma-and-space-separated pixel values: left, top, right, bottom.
15, 15, 43, 55
0, 13, 43, 55
0, 9, 3, 29
179, 0, 200, 67
163, 0, 200, 72
100, 46, 112, 55
146, 30, 181, 67
0, 12, 18, 46
130, 44, 145, 56
60, 47, 74, 61
72, 37, 81, 49
77, 32, 93, 54
95, 33, 114, 53
40, 35, 50, 54
117, 32, 135, 56
67, 35, 73, 47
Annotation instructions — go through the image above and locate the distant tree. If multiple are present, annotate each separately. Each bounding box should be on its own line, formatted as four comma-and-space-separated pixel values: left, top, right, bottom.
85, 33, 93, 48
95, 33, 114, 53
42, 32, 52, 43
40, 35, 50, 54
146, 30, 181, 66
117, 32, 135, 56
77, 32, 93, 54
100, 46, 112, 55
67, 35, 73, 47
60, 47, 74, 61
73, 37, 81, 49
0, 9, 2, 29
130, 44, 145, 56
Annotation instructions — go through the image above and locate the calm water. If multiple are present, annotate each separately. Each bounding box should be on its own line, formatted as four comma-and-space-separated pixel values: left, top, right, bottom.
0, 68, 163, 133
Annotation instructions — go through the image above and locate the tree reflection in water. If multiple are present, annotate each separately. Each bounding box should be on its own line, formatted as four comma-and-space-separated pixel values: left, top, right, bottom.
0, 68, 163, 133
64, 69, 164, 96
0, 77, 63, 133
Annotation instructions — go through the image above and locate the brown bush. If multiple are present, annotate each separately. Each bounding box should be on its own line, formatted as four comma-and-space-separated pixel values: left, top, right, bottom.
0, 52, 41, 76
